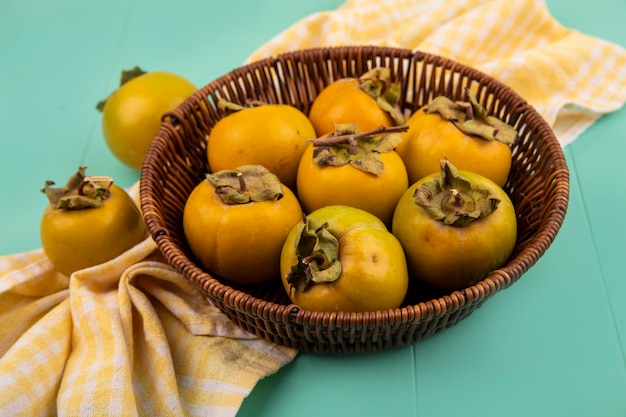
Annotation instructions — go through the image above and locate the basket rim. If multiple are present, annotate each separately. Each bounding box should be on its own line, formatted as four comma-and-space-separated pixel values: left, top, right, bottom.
140, 45, 570, 334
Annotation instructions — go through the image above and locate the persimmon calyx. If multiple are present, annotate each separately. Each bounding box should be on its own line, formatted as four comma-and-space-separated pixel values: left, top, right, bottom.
216, 97, 269, 116
426, 88, 517, 145
217, 97, 249, 115
286, 219, 342, 293
358, 67, 406, 125
413, 159, 500, 227
309, 123, 407, 176
96, 66, 147, 112
207, 164, 284, 204
41, 166, 114, 210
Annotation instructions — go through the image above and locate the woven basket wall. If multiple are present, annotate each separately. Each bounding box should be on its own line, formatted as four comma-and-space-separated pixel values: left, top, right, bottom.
140, 46, 569, 354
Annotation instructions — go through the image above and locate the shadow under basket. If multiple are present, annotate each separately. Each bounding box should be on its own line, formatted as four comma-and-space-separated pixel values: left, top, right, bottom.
140, 46, 570, 354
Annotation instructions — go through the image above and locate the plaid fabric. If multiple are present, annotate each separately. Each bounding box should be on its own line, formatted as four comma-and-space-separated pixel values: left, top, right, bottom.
3, 0, 626, 415
0, 184, 296, 417
247, 0, 626, 148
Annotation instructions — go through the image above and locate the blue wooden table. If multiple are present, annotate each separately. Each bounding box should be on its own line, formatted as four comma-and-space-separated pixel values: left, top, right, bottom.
1, 1, 625, 416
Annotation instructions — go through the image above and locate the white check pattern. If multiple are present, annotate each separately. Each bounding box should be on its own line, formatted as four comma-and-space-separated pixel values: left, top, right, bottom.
247, 0, 626, 148
3, 0, 626, 415
0, 185, 296, 417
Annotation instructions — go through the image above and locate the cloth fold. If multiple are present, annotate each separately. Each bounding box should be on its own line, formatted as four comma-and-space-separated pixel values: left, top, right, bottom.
0, 186, 296, 417
3, 0, 626, 415
247, 0, 626, 148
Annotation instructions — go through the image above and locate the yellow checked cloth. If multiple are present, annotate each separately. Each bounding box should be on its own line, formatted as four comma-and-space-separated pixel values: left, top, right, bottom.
0, 184, 296, 417
247, 0, 626, 147
3, 0, 626, 416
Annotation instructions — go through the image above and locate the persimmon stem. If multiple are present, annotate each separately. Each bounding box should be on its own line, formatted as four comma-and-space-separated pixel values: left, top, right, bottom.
303, 253, 324, 265
309, 125, 409, 155
451, 189, 463, 207
236, 172, 247, 193
78, 176, 114, 196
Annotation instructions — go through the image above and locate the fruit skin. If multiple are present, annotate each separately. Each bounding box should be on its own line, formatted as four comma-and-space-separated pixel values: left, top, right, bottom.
392, 170, 517, 290
395, 108, 512, 187
296, 143, 409, 226
308, 78, 394, 136
101, 71, 197, 170
280, 205, 409, 313
207, 104, 316, 190
183, 176, 303, 285
40, 184, 147, 277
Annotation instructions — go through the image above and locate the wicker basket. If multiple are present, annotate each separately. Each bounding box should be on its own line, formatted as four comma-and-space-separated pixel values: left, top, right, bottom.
140, 46, 569, 354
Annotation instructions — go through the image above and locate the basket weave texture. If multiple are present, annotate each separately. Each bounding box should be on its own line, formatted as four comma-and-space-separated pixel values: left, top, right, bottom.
140, 46, 569, 354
